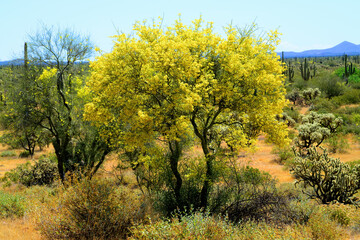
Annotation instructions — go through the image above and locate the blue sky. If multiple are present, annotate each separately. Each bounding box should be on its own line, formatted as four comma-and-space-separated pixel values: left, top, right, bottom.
1, 0, 359, 61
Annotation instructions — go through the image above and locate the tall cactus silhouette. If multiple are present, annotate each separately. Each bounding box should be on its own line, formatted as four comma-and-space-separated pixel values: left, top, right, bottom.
24, 42, 28, 68
344, 54, 355, 78
299, 58, 316, 81
286, 61, 295, 82
24, 42, 29, 79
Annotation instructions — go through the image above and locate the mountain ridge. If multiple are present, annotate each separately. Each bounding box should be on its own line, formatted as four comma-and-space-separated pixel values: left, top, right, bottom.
281, 41, 360, 58
2, 41, 360, 64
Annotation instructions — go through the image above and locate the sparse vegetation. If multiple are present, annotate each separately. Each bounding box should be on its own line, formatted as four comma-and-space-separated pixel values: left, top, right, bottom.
1, 17, 360, 240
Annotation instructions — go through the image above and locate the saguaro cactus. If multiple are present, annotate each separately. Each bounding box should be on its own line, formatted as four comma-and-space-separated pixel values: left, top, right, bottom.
287, 61, 295, 82
344, 54, 356, 78
24, 42, 28, 69
24, 42, 28, 80
300, 58, 310, 80
299, 58, 316, 81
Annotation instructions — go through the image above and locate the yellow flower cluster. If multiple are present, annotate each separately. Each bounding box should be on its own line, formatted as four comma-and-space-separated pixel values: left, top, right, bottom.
84, 17, 289, 150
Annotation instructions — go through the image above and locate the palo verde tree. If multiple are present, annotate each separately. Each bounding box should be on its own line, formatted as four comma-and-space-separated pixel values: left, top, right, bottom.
9, 25, 111, 181
84, 18, 289, 209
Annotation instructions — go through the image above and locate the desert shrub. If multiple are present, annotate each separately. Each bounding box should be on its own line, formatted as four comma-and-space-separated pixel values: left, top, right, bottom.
208, 165, 313, 226
38, 179, 146, 240
348, 74, 360, 84
19, 150, 31, 158
236, 221, 312, 240
311, 97, 340, 113
153, 156, 206, 216
225, 199, 346, 240
283, 106, 301, 123
272, 146, 295, 165
291, 147, 360, 204
276, 112, 296, 127
291, 77, 309, 91
1, 156, 58, 187
329, 208, 351, 227
130, 212, 238, 240
0, 150, 16, 157
220, 182, 308, 225
325, 134, 350, 153
0, 133, 22, 150
307, 210, 348, 240
316, 74, 345, 99
208, 165, 274, 213
0, 191, 25, 218
340, 124, 360, 136
332, 88, 360, 104
349, 81, 360, 89
352, 113, 360, 125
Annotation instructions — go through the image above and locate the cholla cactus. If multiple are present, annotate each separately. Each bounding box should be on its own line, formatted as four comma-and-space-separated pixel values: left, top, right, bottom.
295, 112, 342, 154
295, 122, 330, 149
302, 111, 343, 133
286, 89, 303, 105
302, 88, 321, 105
291, 147, 360, 204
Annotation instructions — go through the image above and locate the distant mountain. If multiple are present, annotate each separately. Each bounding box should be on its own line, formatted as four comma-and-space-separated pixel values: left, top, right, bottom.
0, 59, 23, 66
0, 59, 88, 66
281, 41, 360, 58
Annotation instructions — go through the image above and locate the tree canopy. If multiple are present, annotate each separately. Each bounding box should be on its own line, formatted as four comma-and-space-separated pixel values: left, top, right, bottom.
84, 18, 289, 209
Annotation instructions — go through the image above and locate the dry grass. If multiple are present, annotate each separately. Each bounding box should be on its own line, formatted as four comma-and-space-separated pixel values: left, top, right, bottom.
330, 135, 360, 163
339, 104, 360, 109
0, 129, 359, 239
0, 218, 41, 240
245, 137, 294, 183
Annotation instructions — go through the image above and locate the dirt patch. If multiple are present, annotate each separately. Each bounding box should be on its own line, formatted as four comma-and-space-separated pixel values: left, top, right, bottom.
241, 138, 294, 183
298, 106, 310, 115
339, 104, 360, 109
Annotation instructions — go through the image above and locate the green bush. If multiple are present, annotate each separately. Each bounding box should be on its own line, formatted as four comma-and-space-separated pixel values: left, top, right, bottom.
325, 134, 350, 153
332, 88, 360, 104
307, 210, 347, 240
38, 179, 146, 240
348, 74, 360, 84
311, 97, 340, 113
318, 75, 345, 99
283, 106, 301, 123
19, 150, 31, 158
153, 156, 206, 216
0, 134, 22, 150
329, 208, 351, 227
130, 212, 238, 240
272, 146, 295, 165
1, 157, 58, 187
0, 191, 25, 218
0, 150, 17, 157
